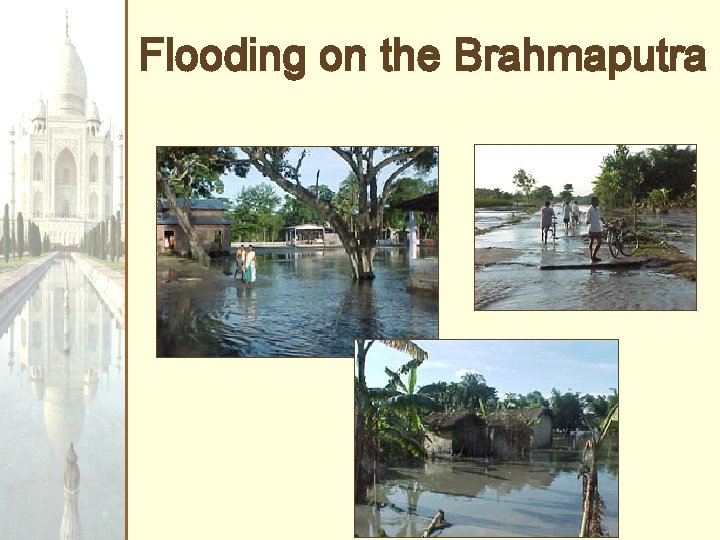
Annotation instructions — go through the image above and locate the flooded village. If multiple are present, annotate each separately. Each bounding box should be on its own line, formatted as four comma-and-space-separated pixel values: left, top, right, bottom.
474, 145, 696, 310
354, 340, 619, 537
156, 147, 439, 357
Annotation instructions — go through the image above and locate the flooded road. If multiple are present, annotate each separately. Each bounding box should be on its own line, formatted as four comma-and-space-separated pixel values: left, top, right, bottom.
474, 206, 696, 310
0, 256, 125, 540
355, 445, 618, 537
157, 247, 439, 357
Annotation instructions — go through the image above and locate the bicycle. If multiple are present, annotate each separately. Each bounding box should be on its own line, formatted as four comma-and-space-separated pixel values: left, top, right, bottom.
605, 218, 639, 258
548, 214, 558, 243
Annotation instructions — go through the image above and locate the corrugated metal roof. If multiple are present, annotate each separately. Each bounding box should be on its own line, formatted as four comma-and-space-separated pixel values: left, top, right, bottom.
157, 198, 229, 211
157, 215, 232, 225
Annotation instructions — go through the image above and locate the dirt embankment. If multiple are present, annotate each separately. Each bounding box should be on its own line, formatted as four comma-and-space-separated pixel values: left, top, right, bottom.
474, 247, 523, 268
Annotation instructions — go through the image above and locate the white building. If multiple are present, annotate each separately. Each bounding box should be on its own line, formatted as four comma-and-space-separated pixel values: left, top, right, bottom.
5, 17, 124, 247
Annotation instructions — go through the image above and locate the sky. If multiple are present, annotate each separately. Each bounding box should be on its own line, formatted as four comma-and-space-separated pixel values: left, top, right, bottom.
218, 147, 439, 203
474, 145, 670, 197
360, 340, 618, 399
0, 0, 124, 209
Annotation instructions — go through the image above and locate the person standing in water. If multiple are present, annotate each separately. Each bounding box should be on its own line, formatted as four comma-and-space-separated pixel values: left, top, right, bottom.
234, 245, 246, 280
586, 197, 605, 262
540, 201, 555, 244
244, 245, 257, 283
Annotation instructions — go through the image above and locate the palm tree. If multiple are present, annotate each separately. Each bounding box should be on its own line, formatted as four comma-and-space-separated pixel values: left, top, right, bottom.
354, 339, 428, 504
579, 399, 618, 537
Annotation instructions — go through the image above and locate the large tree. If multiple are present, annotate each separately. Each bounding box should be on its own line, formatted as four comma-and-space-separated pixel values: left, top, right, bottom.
231, 184, 283, 241
156, 147, 248, 263
240, 147, 437, 280
593, 145, 644, 209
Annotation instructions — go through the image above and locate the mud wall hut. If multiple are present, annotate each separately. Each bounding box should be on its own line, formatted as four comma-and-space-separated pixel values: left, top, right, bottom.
424, 411, 488, 457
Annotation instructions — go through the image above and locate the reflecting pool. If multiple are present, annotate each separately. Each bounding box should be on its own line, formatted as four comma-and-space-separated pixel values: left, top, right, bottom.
0, 256, 125, 540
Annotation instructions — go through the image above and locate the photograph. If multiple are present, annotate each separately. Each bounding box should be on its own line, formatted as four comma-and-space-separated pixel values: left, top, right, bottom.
354, 339, 619, 537
0, 1, 125, 539
156, 146, 439, 357
474, 145, 696, 310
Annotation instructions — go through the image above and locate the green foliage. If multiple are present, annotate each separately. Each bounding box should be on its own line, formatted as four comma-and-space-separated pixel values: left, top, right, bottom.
230, 183, 283, 241
474, 187, 517, 207
110, 215, 117, 261
558, 183, 574, 202
279, 184, 335, 228
16, 213, 24, 259
550, 388, 584, 431
2, 204, 9, 263
531, 185, 554, 203
593, 145, 696, 209
385, 177, 436, 234
513, 168, 536, 201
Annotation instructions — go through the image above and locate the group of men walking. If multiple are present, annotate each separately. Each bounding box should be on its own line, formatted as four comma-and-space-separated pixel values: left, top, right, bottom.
234, 245, 257, 282
540, 197, 605, 262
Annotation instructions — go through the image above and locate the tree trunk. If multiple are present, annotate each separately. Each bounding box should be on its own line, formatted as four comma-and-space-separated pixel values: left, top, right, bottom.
347, 241, 377, 280
158, 177, 209, 264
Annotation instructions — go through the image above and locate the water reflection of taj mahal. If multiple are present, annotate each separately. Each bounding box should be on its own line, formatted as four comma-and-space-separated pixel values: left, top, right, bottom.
13, 258, 118, 456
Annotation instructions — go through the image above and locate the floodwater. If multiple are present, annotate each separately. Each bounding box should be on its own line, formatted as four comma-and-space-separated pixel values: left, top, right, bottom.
0, 256, 125, 540
474, 206, 696, 310
355, 444, 619, 537
156, 247, 439, 357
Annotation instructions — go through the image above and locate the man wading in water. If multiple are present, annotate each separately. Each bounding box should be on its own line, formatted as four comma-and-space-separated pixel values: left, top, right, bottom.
586, 197, 605, 262
234, 245, 246, 281
540, 201, 554, 244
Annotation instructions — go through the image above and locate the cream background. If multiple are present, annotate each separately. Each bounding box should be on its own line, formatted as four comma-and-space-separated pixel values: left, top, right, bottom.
128, 0, 716, 538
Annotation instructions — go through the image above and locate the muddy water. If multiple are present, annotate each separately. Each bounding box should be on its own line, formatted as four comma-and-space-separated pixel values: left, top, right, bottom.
156, 247, 439, 357
355, 447, 618, 537
0, 256, 125, 540
475, 207, 696, 310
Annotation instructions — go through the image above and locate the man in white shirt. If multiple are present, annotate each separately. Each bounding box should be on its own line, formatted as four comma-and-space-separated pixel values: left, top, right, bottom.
571, 200, 580, 227
244, 245, 257, 283
586, 197, 604, 262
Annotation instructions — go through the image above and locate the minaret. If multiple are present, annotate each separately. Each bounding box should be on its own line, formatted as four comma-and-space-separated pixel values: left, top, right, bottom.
60, 443, 83, 540
116, 131, 124, 242
8, 127, 16, 221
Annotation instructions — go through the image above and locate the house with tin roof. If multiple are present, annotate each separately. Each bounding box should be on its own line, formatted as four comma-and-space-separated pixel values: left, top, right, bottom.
156, 198, 232, 256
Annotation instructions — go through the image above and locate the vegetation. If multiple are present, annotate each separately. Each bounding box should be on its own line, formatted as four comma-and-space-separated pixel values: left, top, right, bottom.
579, 399, 619, 537
156, 147, 248, 264
239, 147, 438, 280
157, 147, 438, 279
593, 145, 696, 210
2, 203, 8, 263
473, 187, 518, 208
16, 213, 24, 259
512, 168, 536, 203
79, 215, 124, 264
355, 341, 618, 509
355, 339, 431, 504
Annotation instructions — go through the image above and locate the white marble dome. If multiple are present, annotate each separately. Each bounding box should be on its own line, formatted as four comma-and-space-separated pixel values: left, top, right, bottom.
49, 36, 87, 116
33, 97, 47, 119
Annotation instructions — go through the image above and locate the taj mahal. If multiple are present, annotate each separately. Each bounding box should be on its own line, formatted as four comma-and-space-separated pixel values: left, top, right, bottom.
5, 16, 124, 247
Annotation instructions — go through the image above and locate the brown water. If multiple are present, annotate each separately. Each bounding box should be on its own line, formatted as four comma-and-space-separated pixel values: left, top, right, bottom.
0, 256, 125, 540
355, 444, 618, 537
157, 247, 439, 357
475, 207, 696, 310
